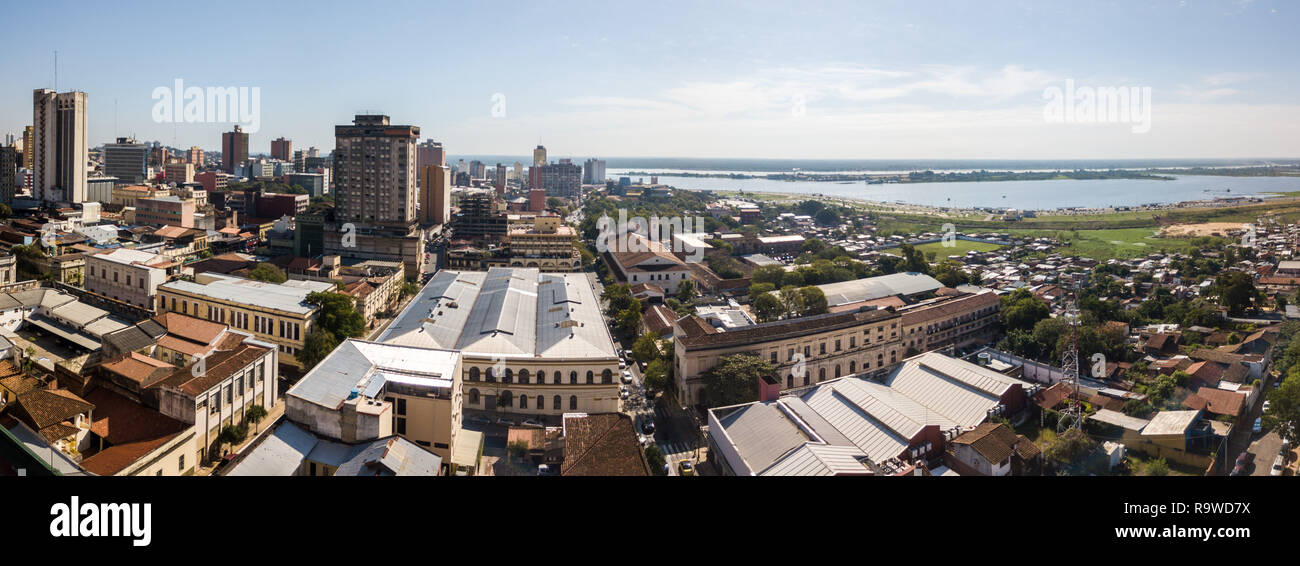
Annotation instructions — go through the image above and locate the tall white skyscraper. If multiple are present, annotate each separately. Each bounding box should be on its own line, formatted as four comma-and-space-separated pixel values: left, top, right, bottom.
32, 89, 89, 203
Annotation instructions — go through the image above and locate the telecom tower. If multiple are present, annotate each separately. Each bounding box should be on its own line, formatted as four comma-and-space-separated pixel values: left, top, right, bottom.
1057, 277, 1082, 432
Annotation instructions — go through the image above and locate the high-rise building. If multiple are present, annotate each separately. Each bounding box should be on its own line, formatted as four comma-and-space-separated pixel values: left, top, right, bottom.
221, 125, 249, 173
271, 137, 292, 161
533, 145, 547, 166
150, 145, 170, 167
187, 146, 204, 167
419, 165, 450, 226
164, 162, 195, 184
512, 161, 525, 181
103, 137, 148, 184
493, 163, 507, 193
417, 139, 445, 169
22, 126, 34, 169
0, 144, 19, 204
583, 158, 606, 185
325, 115, 424, 277
32, 89, 89, 203
533, 161, 582, 201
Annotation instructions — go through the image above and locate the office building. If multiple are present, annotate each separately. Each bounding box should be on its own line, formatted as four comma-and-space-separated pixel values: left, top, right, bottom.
419, 164, 451, 226
493, 163, 507, 193
164, 161, 195, 184
103, 137, 148, 184
583, 158, 606, 185
0, 144, 18, 203
532, 144, 547, 166
22, 126, 34, 169
221, 125, 249, 173
324, 115, 424, 278
285, 172, 326, 197
271, 137, 292, 161
187, 146, 204, 167
416, 139, 445, 169
136, 196, 195, 228
532, 161, 582, 200
32, 89, 89, 203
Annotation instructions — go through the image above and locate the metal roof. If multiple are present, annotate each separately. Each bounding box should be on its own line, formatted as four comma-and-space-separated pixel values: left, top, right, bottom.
714, 402, 809, 475
160, 273, 334, 315
228, 421, 441, 476
1089, 408, 1150, 432
759, 444, 870, 476
882, 352, 1028, 426
1142, 410, 1200, 437
286, 339, 460, 410
815, 272, 944, 307
381, 268, 618, 361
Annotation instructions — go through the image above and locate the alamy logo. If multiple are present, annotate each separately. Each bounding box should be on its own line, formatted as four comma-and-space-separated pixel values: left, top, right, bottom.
152, 79, 261, 133
1043, 79, 1151, 134
49, 496, 152, 547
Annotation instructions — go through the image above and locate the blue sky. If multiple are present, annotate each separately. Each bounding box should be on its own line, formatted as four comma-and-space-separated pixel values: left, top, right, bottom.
1, 0, 1296, 159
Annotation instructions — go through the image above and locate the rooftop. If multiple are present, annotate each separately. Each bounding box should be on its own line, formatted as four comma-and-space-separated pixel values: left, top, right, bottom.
287, 339, 460, 411
159, 273, 334, 315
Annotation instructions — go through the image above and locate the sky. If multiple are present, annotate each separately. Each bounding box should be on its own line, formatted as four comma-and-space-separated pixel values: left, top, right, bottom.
1, 0, 1297, 160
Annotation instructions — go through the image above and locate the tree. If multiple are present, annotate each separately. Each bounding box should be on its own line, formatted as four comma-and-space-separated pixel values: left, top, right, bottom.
247, 262, 287, 283
751, 264, 786, 287
298, 329, 341, 371
616, 303, 643, 335
814, 208, 840, 226
676, 280, 696, 302
219, 424, 249, 448
1144, 457, 1170, 476
507, 440, 530, 462
645, 444, 667, 476
753, 292, 784, 323
632, 333, 661, 364
700, 354, 775, 407
306, 292, 366, 339
245, 404, 269, 434
1001, 288, 1050, 333
932, 262, 972, 287
602, 284, 635, 317
643, 358, 672, 394
400, 282, 420, 298
1211, 271, 1259, 315
778, 285, 801, 317
796, 286, 828, 316
1264, 374, 1300, 443
1044, 428, 1096, 464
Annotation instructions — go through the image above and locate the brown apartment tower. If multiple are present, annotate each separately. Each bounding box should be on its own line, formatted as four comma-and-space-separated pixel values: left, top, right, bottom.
221, 125, 249, 173
271, 137, 292, 161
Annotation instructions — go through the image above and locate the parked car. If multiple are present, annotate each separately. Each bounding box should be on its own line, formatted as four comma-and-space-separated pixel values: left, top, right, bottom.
468, 414, 492, 425
1236, 451, 1253, 468
640, 416, 656, 435
1253, 417, 1263, 434
1263, 400, 1271, 413
1271, 455, 1285, 476
521, 419, 544, 428
497, 417, 516, 427
678, 460, 695, 476
620, 386, 629, 399
621, 370, 633, 384
619, 359, 627, 369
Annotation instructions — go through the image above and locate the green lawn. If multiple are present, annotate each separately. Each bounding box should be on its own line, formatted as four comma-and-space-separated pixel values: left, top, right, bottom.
879, 240, 1003, 258
1000, 227, 1218, 260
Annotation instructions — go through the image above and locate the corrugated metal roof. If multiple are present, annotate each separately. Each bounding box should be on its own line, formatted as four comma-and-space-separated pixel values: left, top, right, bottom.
286, 339, 459, 410
715, 402, 808, 475
1089, 408, 1150, 432
1142, 410, 1200, 437
759, 444, 870, 476
816, 272, 943, 307
883, 352, 1027, 427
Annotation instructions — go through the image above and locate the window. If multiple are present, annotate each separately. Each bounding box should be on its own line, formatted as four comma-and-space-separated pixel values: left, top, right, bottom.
520, 395, 528, 409
396, 417, 406, 435
850, 336, 856, 348
469, 367, 480, 381
835, 339, 841, 351
396, 398, 407, 415
771, 351, 777, 364
504, 369, 513, 383
818, 368, 825, 381
178, 454, 185, 471
468, 389, 480, 405
820, 343, 826, 355
569, 395, 577, 410
787, 375, 793, 388
570, 371, 577, 384
601, 369, 612, 384
586, 370, 594, 384
519, 369, 530, 384
553, 395, 561, 410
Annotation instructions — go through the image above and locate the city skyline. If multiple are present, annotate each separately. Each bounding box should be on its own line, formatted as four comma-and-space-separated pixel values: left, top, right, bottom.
0, 0, 1297, 159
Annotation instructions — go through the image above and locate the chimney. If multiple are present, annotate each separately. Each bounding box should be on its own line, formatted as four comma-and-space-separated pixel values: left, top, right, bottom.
759, 373, 781, 402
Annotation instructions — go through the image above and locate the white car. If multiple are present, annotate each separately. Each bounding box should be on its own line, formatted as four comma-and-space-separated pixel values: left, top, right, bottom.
620, 386, 629, 399
1253, 417, 1262, 434
621, 370, 633, 384
1271, 455, 1285, 476
521, 419, 544, 428
1263, 400, 1271, 413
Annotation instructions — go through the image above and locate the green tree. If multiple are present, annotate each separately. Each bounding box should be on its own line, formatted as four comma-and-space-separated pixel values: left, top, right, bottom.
1264, 374, 1300, 443
247, 262, 287, 283
643, 358, 672, 394
632, 333, 661, 364
1044, 428, 1096, 464
1211, 271, 1259, 315
245, 405, 269, 434
645, 444, 667, 476
298, 329, 341, 371
700, 354, 775, 407
616, 303, 643, 335
1144, 457, 1170, 476
750, 264, 786, 288
676, 280, 696, 302
1001, 288, 1050, 333
306, 292, 366, 338
797, 286, 828, 316
752, 292, 784, 323
814, 208, 840, 226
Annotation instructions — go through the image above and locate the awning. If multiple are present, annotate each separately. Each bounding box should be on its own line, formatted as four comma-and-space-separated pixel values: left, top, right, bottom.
24, 315, 101, 351
451, 429, 483, 469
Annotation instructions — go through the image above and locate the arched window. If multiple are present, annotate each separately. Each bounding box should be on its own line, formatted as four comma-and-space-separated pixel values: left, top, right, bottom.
787, 375, 793, 388
849, 361, 856, 374
586, 370, 594, 384
601, 369, 613, 384
536, 395, 545, 410
818, 367, 826, 381
468, 367, 480, 381
504, 369, 513, 384
570, 371, 578, 384
553, 395, 562, 410
519, 369, 530, 384
468, 389, 480, 405
499, 390, 513, 407
535, 370, 545, 384
803, 375, 810, 386
485, 368, 496, 382
569, 395, 578, 410
520, 395, 528, 409
835, 365, 841, 378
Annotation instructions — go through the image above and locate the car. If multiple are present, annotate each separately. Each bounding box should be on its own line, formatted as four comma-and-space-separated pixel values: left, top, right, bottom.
1263, 400, 1272, 413
1236, 451, 1253, 468
521, 419, 544, 428
1271, 455, 1285, 476
496, 417, 516, 427
618, 359, 627, 370
620, 386, 629, 399
1230, 464, 1247, 476
1253, 417, 1263, 434
678, 460, 695, 476
468, 415, 492, 425
640, 416, 656, 435
621, 370, 633, 384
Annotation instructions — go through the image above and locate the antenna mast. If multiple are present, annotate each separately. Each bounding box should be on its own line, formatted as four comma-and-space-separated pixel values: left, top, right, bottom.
1057, 276, 1082, 432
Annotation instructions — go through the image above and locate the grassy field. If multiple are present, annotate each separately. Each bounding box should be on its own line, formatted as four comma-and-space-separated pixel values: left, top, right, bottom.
999, 227, 1221, 260
879, 240, 1003, 257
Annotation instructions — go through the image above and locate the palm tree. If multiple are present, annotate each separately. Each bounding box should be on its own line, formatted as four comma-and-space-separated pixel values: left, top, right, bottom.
245, 405, 269, 434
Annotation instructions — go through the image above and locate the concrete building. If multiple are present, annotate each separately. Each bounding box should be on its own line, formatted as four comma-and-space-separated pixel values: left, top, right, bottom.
164, 161, 194, 184
532, 161, 582, 200
102, 137, 148, 184
419, 164, 451, 226
285, 172, 326, 197
270, 137, 292, 161
156, 273, 336, 369
324, 115, 424, 278
898, 289, 1001, 353
506, 213, 582, 272
674, 306, 904, 407
136, 196, 195, 228
381, 267, 621, 416
187, 146, 204, 167
32, 89, 89, 203
84, 248, 173, 309
221, 125, 249, 173
283, 339, 461, 470
583, 158, 606, 185
0, 145, 17, 203
227, 420, 443, 476
532, 145, 547, 166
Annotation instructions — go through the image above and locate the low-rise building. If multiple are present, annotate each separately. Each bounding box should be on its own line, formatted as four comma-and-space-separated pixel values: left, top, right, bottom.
84, 248, 174, 309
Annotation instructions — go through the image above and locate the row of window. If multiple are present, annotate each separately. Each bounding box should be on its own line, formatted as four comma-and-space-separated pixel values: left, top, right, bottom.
465, 367, 614, 385
466, 389, 579, 411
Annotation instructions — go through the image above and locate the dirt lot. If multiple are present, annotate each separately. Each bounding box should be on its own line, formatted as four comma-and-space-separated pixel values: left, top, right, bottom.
1159, 222, 1251, 237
